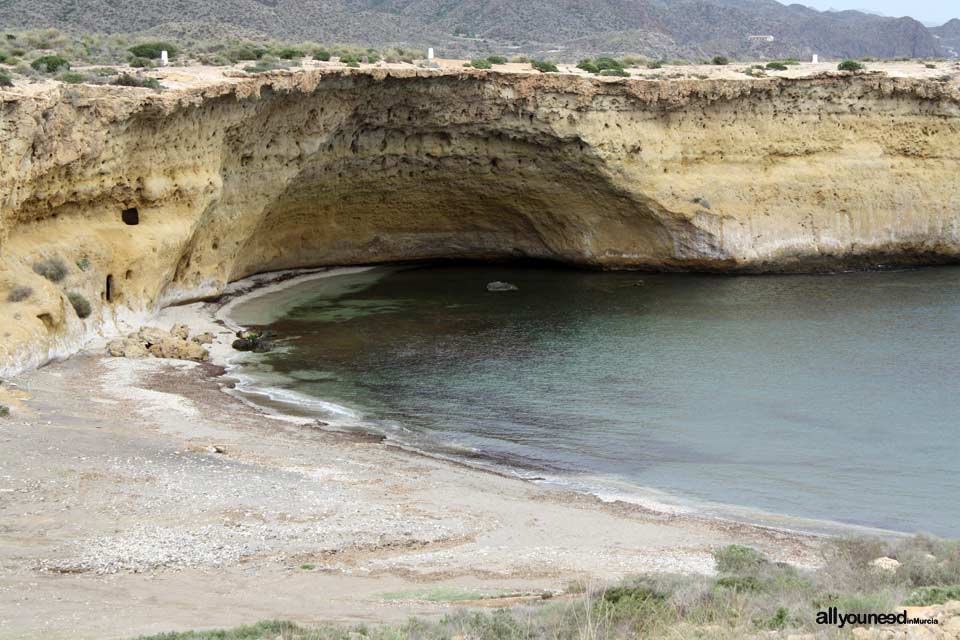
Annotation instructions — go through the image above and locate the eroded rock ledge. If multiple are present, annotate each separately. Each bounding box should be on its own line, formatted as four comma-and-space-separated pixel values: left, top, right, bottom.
2, 68, 960, 374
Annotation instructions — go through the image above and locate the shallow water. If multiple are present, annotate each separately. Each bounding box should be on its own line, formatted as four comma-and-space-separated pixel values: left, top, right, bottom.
227, 265, 960, 536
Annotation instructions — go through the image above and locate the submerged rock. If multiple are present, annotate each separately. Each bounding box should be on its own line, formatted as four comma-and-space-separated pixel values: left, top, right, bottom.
232, 330, 274, 353
486, 281, 519, 292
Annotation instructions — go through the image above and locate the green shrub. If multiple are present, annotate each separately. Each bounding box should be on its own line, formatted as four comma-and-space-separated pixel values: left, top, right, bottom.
340, 53, 360, 66
510, 55, 529, 63
713, 544, 769, 574
128, 42, 178, 60
10, 48, 26, 56
129, 57, 154, 68
646, 60, 663, 69
313, 49, 331, 61
112, 73, 161, 89
30, 54, 70, 73
0, 405, 9, 417
838, 60, 865, 71
593, 57, 624, 72
531, 59, 558, 73
469, 58, 491, 69
714, 575, 763, 592
0, 71, 12, 87
57, 71, 86, 84
766, 62, 788, 70
925, 63, 937, 69
226, 45, 268, 62
66, 291, 92, 319
33, 257, 68, 282
905, 585, 960, 606
486, 55, 507, 65
6, 285, 32, 302
712, 55, 729, 65
576, 59, 599, 73
760, 606, 790, 630
599, 68, 630, 77
0, 51, 7, 63
276, 47, 303, 60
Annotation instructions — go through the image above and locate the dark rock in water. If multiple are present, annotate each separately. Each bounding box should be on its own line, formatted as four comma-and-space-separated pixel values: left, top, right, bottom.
486, 281, 518, 292
233, 329, 274, 352
232, 338, 256, 351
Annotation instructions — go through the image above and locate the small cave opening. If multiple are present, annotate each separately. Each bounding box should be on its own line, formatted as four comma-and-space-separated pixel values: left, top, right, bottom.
121, 207, 140, 225
105, 274, 114, 302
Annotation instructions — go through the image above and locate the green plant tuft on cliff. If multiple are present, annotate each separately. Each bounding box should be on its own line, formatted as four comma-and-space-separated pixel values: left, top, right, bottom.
30, 54, 70, 73
313, 49, 331, 61
711, 55, 729, 65
486, 55, 507, 65
838, 59, 865, 71
57, 71, 87, 83
0, 71, 12, 87
112, 73, 161, 89
128, 41, 178, 60
0, 405, 9, 417
6, 286, 33, 302
531, 59, 558, 73
468, 58, 491, 69
576, 59, 599, 73
66, 292, 92, 319
226, 44, 268, 62
276, 47, 303, 60
766, 61, 788, 70
33, 257, 68, 282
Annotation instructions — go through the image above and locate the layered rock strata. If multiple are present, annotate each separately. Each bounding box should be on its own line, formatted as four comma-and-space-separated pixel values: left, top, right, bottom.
2, 68, 959, 374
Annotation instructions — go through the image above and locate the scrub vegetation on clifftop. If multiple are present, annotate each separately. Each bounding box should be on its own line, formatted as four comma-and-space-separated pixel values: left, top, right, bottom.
132, 535, 960, 640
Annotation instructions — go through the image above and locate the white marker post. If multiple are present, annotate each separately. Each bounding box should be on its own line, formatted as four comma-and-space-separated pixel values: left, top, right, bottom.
812, 54, 819, 64
427, 47, 435, 60
161, 50, 169, 66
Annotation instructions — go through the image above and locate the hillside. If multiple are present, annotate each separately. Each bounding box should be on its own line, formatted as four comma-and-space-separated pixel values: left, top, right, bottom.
932, 19, 960, 58
0, 0, 953, 60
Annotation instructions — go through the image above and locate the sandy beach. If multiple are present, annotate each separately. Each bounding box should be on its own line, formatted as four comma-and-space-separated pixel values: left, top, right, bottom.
0, 270, 825, 640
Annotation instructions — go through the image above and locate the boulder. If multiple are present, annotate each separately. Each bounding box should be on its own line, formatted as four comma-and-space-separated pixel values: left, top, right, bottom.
137, 326, 168, 347
106, 337, 150, 358
170, 323, 190, 340
486, 281, 518, 292
147, 336, 209, 362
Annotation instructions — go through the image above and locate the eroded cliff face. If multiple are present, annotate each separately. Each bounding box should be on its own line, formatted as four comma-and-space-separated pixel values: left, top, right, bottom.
2, 68, 959, 374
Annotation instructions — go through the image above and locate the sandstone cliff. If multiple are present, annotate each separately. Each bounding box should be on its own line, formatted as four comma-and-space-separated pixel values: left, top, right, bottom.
2, 68, 959, 375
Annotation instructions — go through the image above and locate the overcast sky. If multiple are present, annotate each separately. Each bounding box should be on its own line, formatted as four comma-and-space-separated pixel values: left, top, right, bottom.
785, 1, 957, 25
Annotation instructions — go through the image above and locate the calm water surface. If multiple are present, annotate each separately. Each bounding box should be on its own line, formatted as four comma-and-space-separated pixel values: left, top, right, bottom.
228, 265, 960, 536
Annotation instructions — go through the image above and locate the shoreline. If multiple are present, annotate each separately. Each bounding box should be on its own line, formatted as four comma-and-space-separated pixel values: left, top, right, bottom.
179, 266, 904, 542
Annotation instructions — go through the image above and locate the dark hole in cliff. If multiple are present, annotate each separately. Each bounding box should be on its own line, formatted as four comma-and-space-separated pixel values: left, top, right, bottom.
105, 275, 114, 302
122, 207, 139, 225
125, 270, 133, 280
36, 313, 54, 331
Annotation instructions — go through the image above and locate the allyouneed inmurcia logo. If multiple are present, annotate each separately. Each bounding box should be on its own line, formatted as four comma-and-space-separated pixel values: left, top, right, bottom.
816, 607, 939, 629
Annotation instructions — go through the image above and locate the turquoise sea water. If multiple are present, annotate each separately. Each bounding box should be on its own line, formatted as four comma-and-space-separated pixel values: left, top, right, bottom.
226, 265, 960, 537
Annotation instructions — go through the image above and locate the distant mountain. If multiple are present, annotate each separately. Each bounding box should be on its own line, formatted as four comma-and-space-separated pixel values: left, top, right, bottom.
930, 18, 960, 57
0, 0, 952, 60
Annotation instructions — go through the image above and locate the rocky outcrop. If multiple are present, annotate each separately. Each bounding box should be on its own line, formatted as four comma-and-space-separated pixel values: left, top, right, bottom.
1, 67, 960, 375
106, 325, 210, 362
